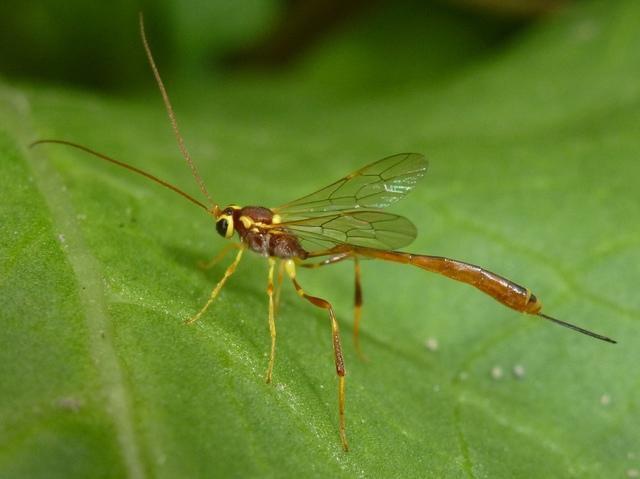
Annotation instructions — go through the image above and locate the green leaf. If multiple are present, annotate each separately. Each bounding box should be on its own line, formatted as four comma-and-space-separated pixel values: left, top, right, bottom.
1, 2, 638, 477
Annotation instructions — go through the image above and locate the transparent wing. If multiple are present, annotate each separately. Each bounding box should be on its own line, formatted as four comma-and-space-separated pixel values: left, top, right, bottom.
275, 210, 418, 252
273, 153, 427, 217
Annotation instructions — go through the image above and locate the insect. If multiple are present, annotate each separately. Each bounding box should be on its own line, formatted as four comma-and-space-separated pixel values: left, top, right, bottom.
32, 14, 616, 452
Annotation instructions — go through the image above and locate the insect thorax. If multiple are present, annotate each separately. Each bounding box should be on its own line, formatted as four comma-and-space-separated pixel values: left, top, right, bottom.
234, 206, 307, 259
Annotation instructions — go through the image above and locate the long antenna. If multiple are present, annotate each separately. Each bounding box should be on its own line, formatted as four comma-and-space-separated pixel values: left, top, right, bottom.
30, 139, 210, 212
138, 12, 215, 209
537, 312, 617, 344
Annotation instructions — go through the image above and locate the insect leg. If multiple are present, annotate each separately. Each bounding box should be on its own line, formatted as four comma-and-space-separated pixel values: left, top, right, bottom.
198, 242, 240, 270
299, 252, 351, 269
300, 253, 366, 359
353, 256, 365, 360
274, 260, 285, 316
185, 247, 244, 325
284, 259, 349, 451
265, 257, 277, 383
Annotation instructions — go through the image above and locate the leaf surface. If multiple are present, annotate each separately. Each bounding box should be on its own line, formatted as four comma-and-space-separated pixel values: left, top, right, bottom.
1, 2, 638, 477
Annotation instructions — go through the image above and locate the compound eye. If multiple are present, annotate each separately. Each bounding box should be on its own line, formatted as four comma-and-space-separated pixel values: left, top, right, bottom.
216, 218, 228, 237
216, 216, 234, 239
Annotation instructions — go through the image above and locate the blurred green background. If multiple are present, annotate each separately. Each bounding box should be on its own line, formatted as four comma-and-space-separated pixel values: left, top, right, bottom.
0, 0, 545, 90
1, 1, 638, 478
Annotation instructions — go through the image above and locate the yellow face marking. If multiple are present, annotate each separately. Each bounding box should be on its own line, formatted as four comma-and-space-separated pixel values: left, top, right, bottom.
272, 214, 282, 224
239, 215, 253, 229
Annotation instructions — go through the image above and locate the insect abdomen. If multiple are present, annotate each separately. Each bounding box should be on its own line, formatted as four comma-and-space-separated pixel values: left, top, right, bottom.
354, 248, 539, 313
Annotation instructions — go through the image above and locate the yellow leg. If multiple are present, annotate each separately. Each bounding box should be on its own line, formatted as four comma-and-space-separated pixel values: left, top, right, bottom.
284, 259, 349, 452
185, 247, 244, 325
265, 257, 277, 383
198, 242, 239, 270
299, 253, 350, 270
274, 260, 285, 317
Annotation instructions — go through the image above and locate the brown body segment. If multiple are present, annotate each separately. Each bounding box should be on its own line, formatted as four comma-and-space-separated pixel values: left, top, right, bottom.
354, 248, 540, 313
